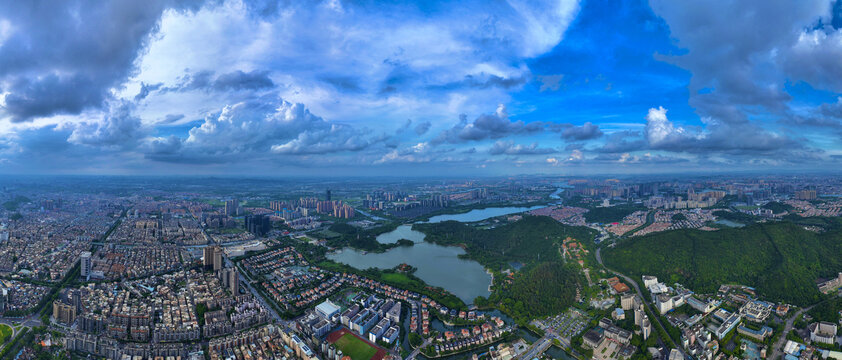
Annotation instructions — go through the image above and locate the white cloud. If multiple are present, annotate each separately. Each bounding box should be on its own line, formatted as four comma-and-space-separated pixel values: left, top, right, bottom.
644, 106, 684, 146
129, 0, 581, 132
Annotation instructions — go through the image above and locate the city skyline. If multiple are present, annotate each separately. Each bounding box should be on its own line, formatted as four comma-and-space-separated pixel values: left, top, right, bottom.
1, 0, 842, 176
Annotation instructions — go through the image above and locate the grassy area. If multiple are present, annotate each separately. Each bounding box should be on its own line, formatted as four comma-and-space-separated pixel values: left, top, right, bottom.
0, 324, 12, 344
315, 229, 342, 239
380, 272, 414, 287
334, 333, 377, 360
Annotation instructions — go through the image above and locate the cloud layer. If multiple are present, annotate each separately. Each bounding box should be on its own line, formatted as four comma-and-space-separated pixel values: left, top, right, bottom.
0, 0, 841, 175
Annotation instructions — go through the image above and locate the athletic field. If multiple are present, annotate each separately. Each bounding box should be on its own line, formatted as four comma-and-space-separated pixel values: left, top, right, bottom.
326, 328, 386, 360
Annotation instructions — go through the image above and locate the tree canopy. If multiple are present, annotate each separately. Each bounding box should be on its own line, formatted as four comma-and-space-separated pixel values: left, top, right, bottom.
604, 219, 842, 306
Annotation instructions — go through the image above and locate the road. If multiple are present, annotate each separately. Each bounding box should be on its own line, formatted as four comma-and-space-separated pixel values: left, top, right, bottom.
0, 313, 43, 345
595, 247, 683, 355
767, 306, 810, 360
766, 294, 840, 360
229, 257, 287, 326
406, 337, 432, 360
516, 334, 553, 360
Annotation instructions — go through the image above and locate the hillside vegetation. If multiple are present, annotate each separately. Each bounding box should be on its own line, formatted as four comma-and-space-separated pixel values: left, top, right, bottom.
603, 219, 842, 306
478, 261, 583, 324
583, 204, 646, 224
317, 223, 398, 251
763, 201, 794, 214
413, 215, 596, 270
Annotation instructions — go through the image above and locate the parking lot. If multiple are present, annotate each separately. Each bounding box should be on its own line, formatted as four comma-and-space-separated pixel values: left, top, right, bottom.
533, 308, 590, 340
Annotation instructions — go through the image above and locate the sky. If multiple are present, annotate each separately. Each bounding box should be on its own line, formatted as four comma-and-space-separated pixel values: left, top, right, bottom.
1, 0, 842, 176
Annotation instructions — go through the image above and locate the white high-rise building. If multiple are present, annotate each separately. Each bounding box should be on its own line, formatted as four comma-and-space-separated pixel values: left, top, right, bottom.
80, 252, 92, 277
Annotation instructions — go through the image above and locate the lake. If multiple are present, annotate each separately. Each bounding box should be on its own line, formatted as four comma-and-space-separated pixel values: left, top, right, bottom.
374, 224, 426, 244
328, 205, 549, 304
426, 205, 546, 223
327, 242, 491, 303
715, 219, 745, 228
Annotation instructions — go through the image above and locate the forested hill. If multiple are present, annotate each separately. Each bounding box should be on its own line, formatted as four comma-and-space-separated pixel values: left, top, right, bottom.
413, 215, 596, 271
480, 261, 584, 324
602, 219, 842, 306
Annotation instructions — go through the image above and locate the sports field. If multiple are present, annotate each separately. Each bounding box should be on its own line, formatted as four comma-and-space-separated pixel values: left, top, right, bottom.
327, 328, 386, 360
335, 333, 377, 360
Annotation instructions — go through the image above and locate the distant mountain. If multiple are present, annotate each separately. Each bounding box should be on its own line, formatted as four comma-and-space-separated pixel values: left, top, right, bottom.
603, 218, 842, 306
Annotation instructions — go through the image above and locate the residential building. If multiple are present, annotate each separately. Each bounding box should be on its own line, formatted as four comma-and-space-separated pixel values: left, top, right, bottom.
80, 251, 92, 277
621, 293, 636, 310
53, 299, 77, 325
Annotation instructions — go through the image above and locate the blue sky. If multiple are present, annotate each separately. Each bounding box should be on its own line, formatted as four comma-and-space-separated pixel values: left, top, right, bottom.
0, 0, 841, 175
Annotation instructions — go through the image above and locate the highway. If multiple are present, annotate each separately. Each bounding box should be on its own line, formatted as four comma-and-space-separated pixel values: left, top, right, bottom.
595, 247, 683, 356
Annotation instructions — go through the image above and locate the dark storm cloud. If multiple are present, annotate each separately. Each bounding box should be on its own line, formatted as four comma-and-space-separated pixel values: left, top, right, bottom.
432, 105, 544, 144
643, 106, 799, 155
782, 97, 842, 131
16, 125, 74, 156
559, 122, 603, 141
378, 60, 418, 95
0, 0, 205, 122
414, 121, 432, 135
212, 70, 275, 91
650, 0, 828, 122
780, 114, 842, 129
149, 135, 183, 154
158, 70, 275, 94
3, 75, 105, 121
591, 106, 801, 157
592, 131, 647, 153
820, 98, 842, 118
69, 102, 146, 149
430, 74, 529, 91
135, 82, 164, 101
564, 143, 584, 151
320, 75, 364, 93
1, 102, 151, 169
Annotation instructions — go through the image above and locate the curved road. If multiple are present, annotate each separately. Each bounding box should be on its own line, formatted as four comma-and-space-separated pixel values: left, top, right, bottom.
0, 313, 42, 349
595, 247, 683, 355
406, 337, 432, 360
767, 296, 837, 360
